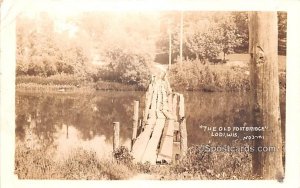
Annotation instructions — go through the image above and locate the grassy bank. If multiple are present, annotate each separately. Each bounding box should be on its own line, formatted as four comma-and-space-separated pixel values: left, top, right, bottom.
169, 55, 286, 92
15, 144, 136, 180
16, 75, 143, 93
15, 143, 254, 180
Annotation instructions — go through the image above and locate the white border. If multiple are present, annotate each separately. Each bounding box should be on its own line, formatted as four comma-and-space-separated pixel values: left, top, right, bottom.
1, 0, 300, 188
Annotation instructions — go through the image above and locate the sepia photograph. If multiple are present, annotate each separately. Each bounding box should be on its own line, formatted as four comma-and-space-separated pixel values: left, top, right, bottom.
2, 0, 298, 184
13, 5, 287, 180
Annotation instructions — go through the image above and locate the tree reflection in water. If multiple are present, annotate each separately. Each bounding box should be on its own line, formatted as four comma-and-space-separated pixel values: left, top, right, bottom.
16, 91, 285, 159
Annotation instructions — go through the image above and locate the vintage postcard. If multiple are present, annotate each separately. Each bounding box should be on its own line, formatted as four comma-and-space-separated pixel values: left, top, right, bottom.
1, 0, 300, 187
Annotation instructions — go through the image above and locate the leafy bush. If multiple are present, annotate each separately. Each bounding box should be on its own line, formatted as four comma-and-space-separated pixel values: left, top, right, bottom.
59, 148, 106, 179
113, 146, 134, 165
170, 145, 253, 180
102, 49, 151, 89
169, 60, 250, 92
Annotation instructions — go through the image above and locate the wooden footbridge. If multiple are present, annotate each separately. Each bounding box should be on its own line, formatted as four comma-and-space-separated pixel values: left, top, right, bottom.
112, 72, 187, 165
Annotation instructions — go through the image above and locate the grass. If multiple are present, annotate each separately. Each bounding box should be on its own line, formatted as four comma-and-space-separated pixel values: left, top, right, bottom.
15, 142, 254, 180
16, 74, 85, 86
16, 83, 94, 94
15, 144, 136, 180
16, 77, 144, 93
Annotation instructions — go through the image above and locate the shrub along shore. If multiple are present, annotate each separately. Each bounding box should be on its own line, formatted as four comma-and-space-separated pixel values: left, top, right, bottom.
168, 60, 286, 92
16, 61, 286, 93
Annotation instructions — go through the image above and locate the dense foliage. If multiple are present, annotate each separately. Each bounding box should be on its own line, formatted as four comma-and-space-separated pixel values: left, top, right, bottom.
156, 11, 286, 64
16, 13, 91, 77
16, 12, 157, 88
16, 11, 286, 90
169, 59, 250, 92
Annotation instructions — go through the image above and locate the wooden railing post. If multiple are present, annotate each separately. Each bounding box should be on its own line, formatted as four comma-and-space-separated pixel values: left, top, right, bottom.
113, 122, 120, 152
179, 94, 187, 157
172, 93, 178, 121
143, 80, 154, 126
132, 100, 139, 150
179, 94, 185, 120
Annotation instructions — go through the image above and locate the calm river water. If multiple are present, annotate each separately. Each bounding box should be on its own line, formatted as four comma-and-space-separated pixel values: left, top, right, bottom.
15, 91, 285, 159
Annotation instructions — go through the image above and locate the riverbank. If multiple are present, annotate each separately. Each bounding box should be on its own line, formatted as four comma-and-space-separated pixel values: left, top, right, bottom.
16, 54, 286, 93
15, 142, 253, 180
16, 77, 144, 93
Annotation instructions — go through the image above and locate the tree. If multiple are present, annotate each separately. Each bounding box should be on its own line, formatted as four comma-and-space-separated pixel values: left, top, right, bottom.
232, 12, 249, 53
184, 16, 224, 63
16, 12, 90, 77
74, 12, 159, 87
218, 13, 243, 61
157, 12, 247, 64
249, 12, 284, 180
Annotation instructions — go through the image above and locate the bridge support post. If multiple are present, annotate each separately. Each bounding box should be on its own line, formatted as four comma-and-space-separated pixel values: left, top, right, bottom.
132, 100, 139, 150
113, 122, 120, 152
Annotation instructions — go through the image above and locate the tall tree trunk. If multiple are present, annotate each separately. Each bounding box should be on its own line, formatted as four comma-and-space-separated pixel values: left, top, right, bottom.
249, 12, 284, 180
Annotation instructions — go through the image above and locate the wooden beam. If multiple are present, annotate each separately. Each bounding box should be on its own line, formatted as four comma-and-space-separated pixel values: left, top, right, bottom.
141, 118, 165, 164
157, 119, 174, 163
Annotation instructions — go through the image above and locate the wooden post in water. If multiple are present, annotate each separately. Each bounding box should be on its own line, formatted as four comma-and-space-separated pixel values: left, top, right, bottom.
132, 100, 139, 150
113, 122, 120, 152
179, 94, 187, 157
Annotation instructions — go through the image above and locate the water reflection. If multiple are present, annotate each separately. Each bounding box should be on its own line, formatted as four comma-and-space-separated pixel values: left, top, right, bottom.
16, 91, 285, 159
184, 92, 251, 144
16, 92, 144, 159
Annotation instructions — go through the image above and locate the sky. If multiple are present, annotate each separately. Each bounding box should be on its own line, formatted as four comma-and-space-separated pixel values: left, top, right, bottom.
19, 0, 183, 18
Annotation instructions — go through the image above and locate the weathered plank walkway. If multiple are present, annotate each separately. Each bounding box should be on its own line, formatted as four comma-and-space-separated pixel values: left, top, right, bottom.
130, 73, 187, 165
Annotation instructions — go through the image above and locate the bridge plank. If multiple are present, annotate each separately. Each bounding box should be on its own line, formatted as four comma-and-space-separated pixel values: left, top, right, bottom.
131, 83, 158, 162
141, 118, 165, 164
157, 119, 174, 163
131, 76, 187, 165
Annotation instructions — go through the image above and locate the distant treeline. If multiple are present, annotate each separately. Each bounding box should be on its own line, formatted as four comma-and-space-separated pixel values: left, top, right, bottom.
16, 11, 286, 88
